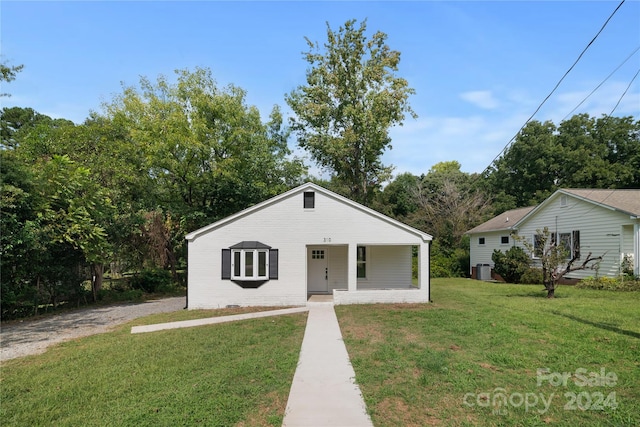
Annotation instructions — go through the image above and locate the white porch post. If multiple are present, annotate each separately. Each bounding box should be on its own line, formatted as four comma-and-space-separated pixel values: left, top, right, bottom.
348, 243, 357, 292
418, 241, 430, 299
635, 224, 640, 276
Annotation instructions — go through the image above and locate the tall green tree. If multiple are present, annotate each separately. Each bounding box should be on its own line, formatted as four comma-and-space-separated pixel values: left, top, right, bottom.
1, 107, 74, 149
35, 155, 114, 301
106, 67, 306, 227
14, 111, 154, 287
286, 19, 416, 205
373, 172, 419, 219
485, 114, 640, 208
0, 60, 24, 97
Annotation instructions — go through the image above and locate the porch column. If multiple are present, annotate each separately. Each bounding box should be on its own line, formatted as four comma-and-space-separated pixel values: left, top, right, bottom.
348, 243, 357, 292
418, 241, 430, 298
635, 224, 640, 276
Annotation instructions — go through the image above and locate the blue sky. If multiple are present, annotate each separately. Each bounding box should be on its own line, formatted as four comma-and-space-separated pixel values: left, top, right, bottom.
2, 1, 639, 176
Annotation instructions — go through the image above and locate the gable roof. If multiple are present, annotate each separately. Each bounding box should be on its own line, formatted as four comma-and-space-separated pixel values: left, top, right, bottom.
560, 189, 640, 217
466, 188, 640, 235
516, 188, 640, 226
185, 182, 433, 242
466, 206, 535, 234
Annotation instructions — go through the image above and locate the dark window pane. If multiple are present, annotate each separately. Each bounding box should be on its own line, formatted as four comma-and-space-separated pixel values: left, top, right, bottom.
245, 251, 253, 277
233, 251, 241, 277
258, 251, 267, 276
357, 263, 366, 278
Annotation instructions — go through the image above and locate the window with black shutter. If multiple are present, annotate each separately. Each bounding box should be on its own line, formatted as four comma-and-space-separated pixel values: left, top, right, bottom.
221, 241, 278, 288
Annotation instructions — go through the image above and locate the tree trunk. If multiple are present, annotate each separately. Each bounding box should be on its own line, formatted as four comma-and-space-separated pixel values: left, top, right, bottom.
91, 263, 104, 302
34, 275, 41, 316
544, 278, 556, 298
165, 246, 178, 282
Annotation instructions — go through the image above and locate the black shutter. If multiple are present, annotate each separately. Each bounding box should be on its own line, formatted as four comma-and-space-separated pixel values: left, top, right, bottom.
222, 249, 231, 279
573, 230, 581, 260
269, 249, 278, 279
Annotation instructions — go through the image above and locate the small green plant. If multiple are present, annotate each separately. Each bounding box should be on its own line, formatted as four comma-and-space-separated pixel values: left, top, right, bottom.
577, 276, 640, 291
491, 246, 530, 283
520, 267, 543, 284
621, 255, 634, 276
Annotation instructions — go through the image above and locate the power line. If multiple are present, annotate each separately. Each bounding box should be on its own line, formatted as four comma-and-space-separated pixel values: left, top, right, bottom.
481, 0, 627, 176
609, 67, 640, 116
562, 45, 640, 121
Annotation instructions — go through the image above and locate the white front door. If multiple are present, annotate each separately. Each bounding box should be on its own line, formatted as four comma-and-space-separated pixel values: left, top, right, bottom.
307, 246, 328, 293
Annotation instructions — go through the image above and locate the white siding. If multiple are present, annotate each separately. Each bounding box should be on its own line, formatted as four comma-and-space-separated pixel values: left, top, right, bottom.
468, 231, 515, 272
514, 193, 638, 279
357, 246, 412, 289
188, 187, 430, 308
328, 245, 348, 291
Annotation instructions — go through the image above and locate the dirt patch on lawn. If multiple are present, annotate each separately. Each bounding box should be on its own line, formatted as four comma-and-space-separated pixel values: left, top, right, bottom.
376, 397, 442, 426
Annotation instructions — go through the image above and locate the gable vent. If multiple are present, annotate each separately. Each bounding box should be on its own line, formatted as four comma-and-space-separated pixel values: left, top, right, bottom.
304, 191, 315, 209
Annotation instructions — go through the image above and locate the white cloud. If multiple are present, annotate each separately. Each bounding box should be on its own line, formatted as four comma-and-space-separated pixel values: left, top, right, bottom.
459, 90, 500, 110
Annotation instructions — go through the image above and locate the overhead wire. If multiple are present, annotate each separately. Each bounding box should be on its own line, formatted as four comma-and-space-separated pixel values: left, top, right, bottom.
561, 45, 640, 121
481, 0, 627, 176
609, 67, 640, 116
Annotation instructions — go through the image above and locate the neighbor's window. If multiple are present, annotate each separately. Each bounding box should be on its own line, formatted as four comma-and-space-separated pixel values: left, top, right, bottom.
559, 233, 572, 259
304, 191, 315, 209
357, 246, 367, 278
533, 234, 544, 258
478, 237, 486, 245
501, 236, 509, 244
232, 249, 268, 280
572, 230, 580, 260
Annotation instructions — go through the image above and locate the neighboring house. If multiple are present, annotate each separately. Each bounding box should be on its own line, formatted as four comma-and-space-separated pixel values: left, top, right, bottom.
185, 182, 432, 308
466, 206, 535, 279
467, 189, 640, 280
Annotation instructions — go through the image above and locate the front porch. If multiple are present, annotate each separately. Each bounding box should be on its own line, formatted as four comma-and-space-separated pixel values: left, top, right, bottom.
306, 242, 430, 305
307, 287, 428, 305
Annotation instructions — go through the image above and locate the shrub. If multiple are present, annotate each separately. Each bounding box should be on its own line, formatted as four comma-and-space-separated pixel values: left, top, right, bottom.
492, 246, 530, 283
576, 276, 640, 292
520, 267, 543, 284
129, 269, 172, 293
98, 288, 144, 302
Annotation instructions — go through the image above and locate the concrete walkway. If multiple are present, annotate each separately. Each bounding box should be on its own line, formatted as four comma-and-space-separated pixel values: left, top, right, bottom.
130, 307, 309, 334
129, 297, 373, 426
282, 299, 374, 427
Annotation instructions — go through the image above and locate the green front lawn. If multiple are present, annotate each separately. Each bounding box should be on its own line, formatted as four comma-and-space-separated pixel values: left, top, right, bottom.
336, 278, 640, 426
0, 309, 307, 427
2, 280, 638, 426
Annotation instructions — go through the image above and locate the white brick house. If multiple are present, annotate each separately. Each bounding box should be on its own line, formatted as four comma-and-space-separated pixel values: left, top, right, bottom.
185, 182, 432, 308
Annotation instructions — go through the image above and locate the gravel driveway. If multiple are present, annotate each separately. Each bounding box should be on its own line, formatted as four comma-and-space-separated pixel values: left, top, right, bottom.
0, 297, 186, 362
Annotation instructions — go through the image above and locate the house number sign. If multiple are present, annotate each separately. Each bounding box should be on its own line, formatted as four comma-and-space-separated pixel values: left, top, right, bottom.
323, 237, 332, 242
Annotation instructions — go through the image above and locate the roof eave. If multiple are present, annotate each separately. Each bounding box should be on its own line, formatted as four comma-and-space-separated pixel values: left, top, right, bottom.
185, 182, 433, 242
